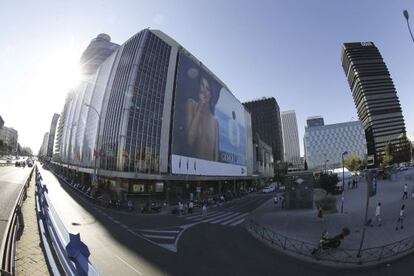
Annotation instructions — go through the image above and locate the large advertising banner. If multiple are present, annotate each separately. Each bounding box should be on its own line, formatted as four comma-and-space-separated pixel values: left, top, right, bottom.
171, 52, 247, 176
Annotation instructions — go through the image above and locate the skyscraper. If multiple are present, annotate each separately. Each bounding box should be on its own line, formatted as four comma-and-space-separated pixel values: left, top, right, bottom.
342, 42, 410, 165
281, 110, 300, 165
244, 97, 284, 164
306, 116, 324, 128
47, 113, 60, 158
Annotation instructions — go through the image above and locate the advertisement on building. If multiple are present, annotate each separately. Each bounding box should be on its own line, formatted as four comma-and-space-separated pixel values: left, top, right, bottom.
171, 52, 247, 176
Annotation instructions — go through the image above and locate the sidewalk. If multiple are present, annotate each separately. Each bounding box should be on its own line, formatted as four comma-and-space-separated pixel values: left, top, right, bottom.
248, 168, 414, 266
15, 174, 49, 275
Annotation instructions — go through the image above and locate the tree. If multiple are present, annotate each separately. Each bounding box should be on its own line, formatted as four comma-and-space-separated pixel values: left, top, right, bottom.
21, 146, 33, 156
383, 142, 394, 166
344, 155, 365, 172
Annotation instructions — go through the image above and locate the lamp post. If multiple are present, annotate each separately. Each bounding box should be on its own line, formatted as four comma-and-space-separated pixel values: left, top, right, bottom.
342, 151, 348, 190
403, 10, 414, 44
84, 104, 101, 186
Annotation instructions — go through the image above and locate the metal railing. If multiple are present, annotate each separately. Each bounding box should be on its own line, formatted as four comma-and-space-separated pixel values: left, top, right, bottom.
0, 166, 34, 275
247, 219, 414, 266
35, 166, 100, 275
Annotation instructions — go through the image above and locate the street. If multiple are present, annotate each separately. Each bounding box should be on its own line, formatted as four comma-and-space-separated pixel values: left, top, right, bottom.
35, 165, 414, 275
0, 166, 32, 242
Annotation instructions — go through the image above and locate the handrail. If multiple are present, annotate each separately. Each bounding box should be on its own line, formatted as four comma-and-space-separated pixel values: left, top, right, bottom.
0, 166, 34, 275
35, 165, 100, 275
247, 219, 414, 266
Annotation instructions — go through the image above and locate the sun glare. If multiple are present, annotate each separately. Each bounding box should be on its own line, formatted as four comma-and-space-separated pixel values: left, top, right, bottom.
33, 48, 83, 99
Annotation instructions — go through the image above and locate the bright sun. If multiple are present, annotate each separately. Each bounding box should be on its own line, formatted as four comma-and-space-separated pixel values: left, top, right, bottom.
33, 48, 83, 99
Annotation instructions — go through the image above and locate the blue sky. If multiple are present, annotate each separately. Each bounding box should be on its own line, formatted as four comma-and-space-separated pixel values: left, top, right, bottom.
0, 0, 413, 155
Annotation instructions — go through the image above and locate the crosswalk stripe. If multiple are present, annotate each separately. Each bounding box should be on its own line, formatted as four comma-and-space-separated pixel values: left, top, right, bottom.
220, 213, 248, 225
183, 210, 220, 220
229, 218, 246, 226
209, 212, 243, 224
141, 234, 176, 240
190, 211, 226, 221
200, 212, 237, 223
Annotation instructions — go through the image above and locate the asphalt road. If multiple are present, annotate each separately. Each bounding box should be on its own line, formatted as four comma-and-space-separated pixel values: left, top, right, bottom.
0, 166, 32, 243
38, 165, 414, 276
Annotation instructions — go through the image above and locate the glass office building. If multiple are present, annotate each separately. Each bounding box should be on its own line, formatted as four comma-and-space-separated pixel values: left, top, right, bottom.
304, 121, 367, 170
52, 29, 254, 199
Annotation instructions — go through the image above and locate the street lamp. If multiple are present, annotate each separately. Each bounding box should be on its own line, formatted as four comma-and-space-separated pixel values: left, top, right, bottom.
342, 151, 348, 190
403, 10, 414, 44
84, 104, 101, 186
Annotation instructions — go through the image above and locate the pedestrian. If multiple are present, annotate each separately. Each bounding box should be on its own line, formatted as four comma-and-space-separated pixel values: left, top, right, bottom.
374, 202, 382, 226
202, 204, 207, 217
403, 184, 408, 200
396, 204, 405, 230
188, 201, 194, 214
347, 180, 351, 190
280, 195, 285, 209
273, 195, 279, 207
411, 187, 414, 200
178, 201, 184, 215
352, 179, 356, 189
317, 205, 324, 222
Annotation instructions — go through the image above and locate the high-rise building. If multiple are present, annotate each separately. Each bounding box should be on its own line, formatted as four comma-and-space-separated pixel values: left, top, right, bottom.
40, 132, 49, 157
304, 121, 367, 170
306, 116, 324, 128
52, 29, 254, 199
47, 113, 60, 158
342, 42, 410, 165
80, 33, 119, 75
243, 97, 284, 165
281, 110, 300, 165
0, 126, 18, 153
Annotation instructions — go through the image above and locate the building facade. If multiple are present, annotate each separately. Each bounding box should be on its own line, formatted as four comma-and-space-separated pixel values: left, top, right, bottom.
281, 110, 300, 165
0, 115, 4, 128
40, 132, 49, 157
342, 42, 410, 165
253, 133, 274, 179
243, 97, 284, 167
307, 116, 324, 127
47, 113, 60, 158
0, 126, 18, 153
304, 121, 367, 170
52, 29, 254, 200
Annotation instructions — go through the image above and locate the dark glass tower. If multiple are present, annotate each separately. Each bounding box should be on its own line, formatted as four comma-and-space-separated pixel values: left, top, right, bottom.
341, 42, 410, 165
243, 97, 284, 165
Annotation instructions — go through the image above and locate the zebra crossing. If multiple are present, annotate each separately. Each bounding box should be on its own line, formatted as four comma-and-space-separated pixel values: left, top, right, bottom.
181, 210, 248, 226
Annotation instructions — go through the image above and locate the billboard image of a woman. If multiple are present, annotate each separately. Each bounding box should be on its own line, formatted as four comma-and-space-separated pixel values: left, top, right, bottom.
185, 74, 219, 161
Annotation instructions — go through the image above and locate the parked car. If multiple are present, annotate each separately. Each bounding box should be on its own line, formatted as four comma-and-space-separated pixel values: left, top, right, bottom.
262, 183, 276, 193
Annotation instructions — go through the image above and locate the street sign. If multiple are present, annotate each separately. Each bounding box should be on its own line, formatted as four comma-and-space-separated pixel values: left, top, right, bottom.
367, 155, 375, 167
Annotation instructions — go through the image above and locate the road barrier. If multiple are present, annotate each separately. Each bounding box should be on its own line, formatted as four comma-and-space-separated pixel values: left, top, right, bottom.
0, 166, 34, 275
0, 163, 13, 167
35, 166, 100, 276
247, 219, 414, 267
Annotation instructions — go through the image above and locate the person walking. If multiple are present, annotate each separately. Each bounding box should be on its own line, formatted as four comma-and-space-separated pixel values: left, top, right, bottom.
411, 186, 414, 200
178, 201, 184, 215
273, 195, 279, 207
317, 205, 324, 222
396, 204, 405, 230
188, 201, 194, 214
403, 184, 408, 200
374, 202, 382, 227
202, 203, 207, 217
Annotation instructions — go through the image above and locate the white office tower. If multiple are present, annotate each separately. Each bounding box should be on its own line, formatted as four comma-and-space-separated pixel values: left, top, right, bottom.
281, 110, 301, 165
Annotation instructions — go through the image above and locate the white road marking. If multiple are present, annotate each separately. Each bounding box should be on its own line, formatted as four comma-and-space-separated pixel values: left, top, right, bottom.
115, 255, 143, 275
209, 212, 243, 224
184, 210, 220, 220
229, 218, 246, 226
220, 213, 248, 225
200, 212, 237, 223
191, 211, 228, 221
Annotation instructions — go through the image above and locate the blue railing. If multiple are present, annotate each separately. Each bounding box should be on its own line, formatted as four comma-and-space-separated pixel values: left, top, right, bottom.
35, 166, 100, 275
